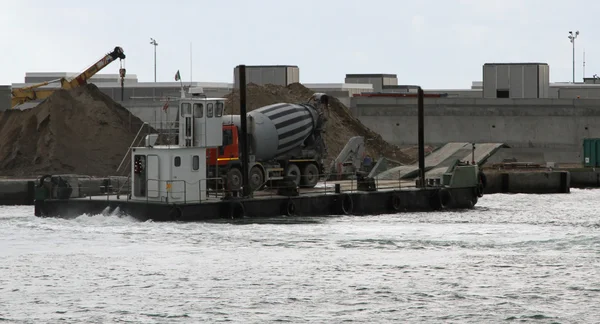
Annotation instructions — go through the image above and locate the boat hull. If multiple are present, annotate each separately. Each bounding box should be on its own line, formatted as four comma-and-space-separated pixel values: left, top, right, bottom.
34, 186, 480, 222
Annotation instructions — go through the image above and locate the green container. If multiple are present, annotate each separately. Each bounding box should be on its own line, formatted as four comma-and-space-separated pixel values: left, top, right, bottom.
583, 138, 600, 167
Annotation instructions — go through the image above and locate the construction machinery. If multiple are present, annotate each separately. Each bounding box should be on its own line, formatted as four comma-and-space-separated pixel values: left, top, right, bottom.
11, 46, 126, 108
207, 93, 330, 191
327, 136, 367, 180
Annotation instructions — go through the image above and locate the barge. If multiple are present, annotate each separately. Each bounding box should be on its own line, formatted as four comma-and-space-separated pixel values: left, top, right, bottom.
33, 66, 485, 222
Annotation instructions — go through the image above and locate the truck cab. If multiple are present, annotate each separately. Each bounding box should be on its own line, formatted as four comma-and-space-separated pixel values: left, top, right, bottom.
207, 125, 239, 170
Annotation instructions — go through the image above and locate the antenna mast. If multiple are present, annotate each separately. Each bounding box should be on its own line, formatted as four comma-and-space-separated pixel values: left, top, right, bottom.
583, 49, 586, 79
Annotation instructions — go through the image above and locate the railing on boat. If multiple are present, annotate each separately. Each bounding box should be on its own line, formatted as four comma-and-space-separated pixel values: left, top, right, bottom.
62, 171, 426, 203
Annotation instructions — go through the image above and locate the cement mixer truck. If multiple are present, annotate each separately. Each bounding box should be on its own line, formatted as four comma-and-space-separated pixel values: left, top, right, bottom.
207, 93, 329, 192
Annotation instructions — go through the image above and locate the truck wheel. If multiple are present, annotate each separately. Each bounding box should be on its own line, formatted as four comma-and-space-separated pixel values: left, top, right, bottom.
285, 164, 301, 187
249, 166, 264, 192
301, 163, 319, 188
226, 168, 242, 191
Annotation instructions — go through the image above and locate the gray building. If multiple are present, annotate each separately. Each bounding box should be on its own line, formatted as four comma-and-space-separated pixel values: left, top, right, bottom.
304, 83, 373, 107
483, 63, 550, 99
347, 62, 600, 165
233, 65, 300, 88
345, 74, 398, 92
12, 73, 232, 101
0, 86, 10, 112
23, 72, 138, 85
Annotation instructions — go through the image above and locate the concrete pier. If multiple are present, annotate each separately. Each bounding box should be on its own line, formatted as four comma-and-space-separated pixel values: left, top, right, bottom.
483, 171, 570, 194
0, 179, 36, 205
565, 169, 600, 188
0, 176, 129, 206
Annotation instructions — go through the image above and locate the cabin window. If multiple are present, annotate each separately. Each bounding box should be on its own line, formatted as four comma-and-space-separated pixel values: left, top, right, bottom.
185, 117, 192, 137
207, 103, 214, 118
223, 129, 233, 146
181, 103, 191, 116
174, 156, 181, 167
215, 102, 223, 117
193, 103, 203, 117
192, 155, 200, 171
133, 154, 147, 198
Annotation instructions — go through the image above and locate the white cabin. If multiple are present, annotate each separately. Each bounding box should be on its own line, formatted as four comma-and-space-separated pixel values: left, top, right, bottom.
130, 96, 224, 203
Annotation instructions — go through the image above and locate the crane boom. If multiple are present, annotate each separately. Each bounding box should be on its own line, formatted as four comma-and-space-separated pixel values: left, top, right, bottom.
10, 46, 126, 108
61, 46, 125, 89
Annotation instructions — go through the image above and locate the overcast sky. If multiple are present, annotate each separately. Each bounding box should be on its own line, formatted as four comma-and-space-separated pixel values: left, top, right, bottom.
2, 0, 599, 89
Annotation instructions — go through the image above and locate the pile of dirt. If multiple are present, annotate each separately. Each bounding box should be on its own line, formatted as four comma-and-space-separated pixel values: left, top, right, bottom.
0, 84, 151, 177
224, 83, 417, 166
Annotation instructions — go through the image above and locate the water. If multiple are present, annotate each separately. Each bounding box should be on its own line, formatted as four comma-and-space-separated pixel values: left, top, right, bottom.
1, 190, 599, 323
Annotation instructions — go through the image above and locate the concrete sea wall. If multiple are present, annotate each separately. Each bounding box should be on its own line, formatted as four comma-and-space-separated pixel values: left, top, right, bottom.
483, 171, 570, 194
351, 97, 600, 163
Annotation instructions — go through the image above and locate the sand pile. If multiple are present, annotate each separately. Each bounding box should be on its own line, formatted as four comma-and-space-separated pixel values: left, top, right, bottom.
224, 83, 416, 165
0, 84, 151, 177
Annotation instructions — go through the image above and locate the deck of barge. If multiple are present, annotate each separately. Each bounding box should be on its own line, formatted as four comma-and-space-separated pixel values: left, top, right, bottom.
70, 179, 420, 203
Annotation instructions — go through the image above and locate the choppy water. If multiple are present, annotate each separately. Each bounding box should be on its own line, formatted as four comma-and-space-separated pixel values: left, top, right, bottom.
1, 190, 600, 323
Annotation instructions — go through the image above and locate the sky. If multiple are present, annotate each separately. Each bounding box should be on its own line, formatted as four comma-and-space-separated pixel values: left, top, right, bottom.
2, 0, 600, 89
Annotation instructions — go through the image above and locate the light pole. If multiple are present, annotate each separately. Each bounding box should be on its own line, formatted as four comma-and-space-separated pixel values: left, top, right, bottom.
568, 31, 579, 83
150, 38, 158, 82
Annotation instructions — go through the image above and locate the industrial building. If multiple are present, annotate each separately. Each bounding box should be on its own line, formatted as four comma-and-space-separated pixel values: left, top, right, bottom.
2, 67, 374, 125
345, 74, 398, 92
348, 62, 600, 165
5, 62, 600, 166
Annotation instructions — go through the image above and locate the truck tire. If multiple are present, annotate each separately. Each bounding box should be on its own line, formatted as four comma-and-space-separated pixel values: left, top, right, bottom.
300, 163, 320, 188
249, 165, 264, 192
285, 164, 301, 187
226, 168, 243, 191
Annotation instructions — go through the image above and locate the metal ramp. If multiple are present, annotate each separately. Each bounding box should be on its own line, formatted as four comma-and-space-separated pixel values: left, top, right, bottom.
327, 136, 365, 180
376, 142, 505, 180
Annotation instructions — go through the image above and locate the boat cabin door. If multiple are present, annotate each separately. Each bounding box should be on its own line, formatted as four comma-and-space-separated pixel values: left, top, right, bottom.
181, 102, 194, 147
170, 155, 185, 200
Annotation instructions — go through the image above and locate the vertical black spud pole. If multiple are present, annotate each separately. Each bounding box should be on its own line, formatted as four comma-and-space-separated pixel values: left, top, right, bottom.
418, 87, 425, 188
238, 65, 250, 197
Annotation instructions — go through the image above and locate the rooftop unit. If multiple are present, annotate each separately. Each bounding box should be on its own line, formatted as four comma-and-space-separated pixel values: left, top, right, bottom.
233, 65, 299, 88
345, 74, 398, 92
483, 63, 549, 99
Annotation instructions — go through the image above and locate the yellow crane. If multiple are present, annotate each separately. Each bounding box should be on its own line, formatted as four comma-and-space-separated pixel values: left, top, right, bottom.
11, 46, 126, 108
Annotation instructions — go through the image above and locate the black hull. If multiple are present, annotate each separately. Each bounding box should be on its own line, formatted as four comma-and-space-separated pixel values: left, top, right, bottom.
34, 187, 481, 222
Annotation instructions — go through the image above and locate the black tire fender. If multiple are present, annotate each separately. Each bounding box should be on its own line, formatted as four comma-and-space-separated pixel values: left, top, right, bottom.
475, 184, 484, 198
439, 188, 452, 209
283, 199, 296, 216
478, 171, 487, 188
391, 193, 402, 211
429, 190, 443, 210
340, 193, 354, 215
229, 201, 245, 219
169, 205, 182, 221
477, 171, 487, 197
